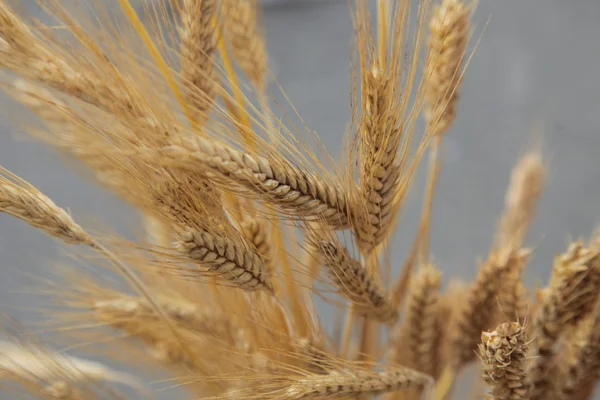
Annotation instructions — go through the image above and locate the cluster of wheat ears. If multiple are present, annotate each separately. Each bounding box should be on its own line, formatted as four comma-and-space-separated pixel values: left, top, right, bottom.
0, 0, 597, 399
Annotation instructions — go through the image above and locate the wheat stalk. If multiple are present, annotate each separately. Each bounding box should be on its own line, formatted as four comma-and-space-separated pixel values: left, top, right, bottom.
241, 218, 273, 272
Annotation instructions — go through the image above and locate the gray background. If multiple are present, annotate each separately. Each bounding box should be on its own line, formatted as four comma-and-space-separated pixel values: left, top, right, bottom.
1, 0, 599, 398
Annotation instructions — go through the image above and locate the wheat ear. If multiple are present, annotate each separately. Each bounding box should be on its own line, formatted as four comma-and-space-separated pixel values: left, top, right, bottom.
0, 167, 194, 361
529, 241, 600, 399
0, 4, 130, 118
496, 151, 545, 249
357, 64, 403, 252
0, 341, 143, 392
556, 313, 600, 400
146, 138, 350, 228
479, 321, 531, 400
313, 237, 398, 323
392, 264, 442, 378
280, 366, 433, 399
452, 250, 511, 367
179, 0, 218, 125
414, 0, 471, 260
1, 3, 179, 144
424, 0, 471, 136
10, 79, 137, 194
0, 172, 93, 245
177, 228, 274, 292
221, 0, 267, 86
43, 382, 86, 400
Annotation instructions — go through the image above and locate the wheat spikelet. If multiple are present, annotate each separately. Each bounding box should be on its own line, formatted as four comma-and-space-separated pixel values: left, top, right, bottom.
177, 228, 274, 292
529, 241, 600, 399
221, 0, 267, 86
0, 169, 93, 245
179, 0, 217, 125
241, 218, 273, 272
424, 0, 471, 136
392, 264, 442, 379
313, 237, 397, 323
479, 321, 531, 400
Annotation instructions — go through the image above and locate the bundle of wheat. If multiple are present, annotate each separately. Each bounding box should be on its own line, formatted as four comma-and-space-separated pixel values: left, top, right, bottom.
0, 0, 597, 399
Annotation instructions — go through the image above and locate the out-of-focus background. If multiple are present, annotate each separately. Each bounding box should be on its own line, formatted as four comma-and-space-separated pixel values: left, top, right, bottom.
0, 0, 599, 397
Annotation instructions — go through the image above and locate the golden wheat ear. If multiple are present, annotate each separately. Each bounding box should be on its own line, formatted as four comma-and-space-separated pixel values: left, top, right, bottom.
307, 231, 398, 324
529, 240, 600, 399
178, 0, 218, 126
0, 318, 146, 399
352, 0, 435, 254
221, 0, 267, 88
479, 321, 531, 400
557, 308, 600, 399
138, 137, 351, 228
390, 264, 442, 378
0, 167, 94, 246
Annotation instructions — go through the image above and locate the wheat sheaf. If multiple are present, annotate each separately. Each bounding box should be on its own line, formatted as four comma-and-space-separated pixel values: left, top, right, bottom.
0, 0, 597, 399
